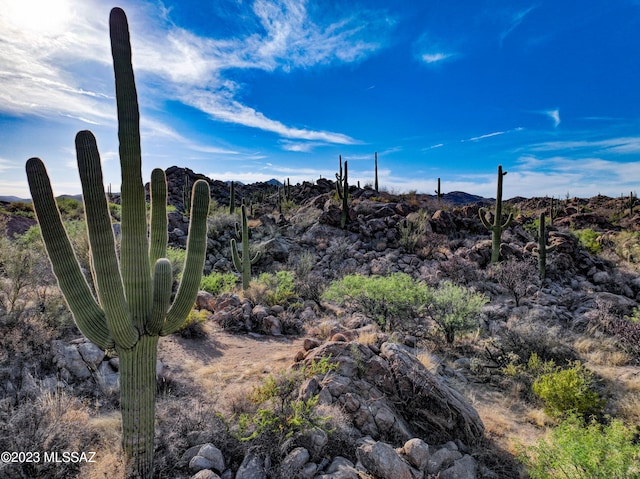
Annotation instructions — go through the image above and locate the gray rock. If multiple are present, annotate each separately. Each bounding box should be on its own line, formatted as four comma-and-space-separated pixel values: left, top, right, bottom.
77, 342, 105, 367
279, 447, 310, 477
427, 447, 463, 475
356, 440, 415, 479
235, 452, 266, 479
198, 443, 225, 473
402, 438, 430, 471
439, 454, 478, 479
191, 470, 221, 479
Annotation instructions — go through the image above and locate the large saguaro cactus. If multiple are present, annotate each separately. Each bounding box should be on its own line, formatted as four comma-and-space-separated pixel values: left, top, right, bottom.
479, 164, 512, 263
25, 8, 209, 478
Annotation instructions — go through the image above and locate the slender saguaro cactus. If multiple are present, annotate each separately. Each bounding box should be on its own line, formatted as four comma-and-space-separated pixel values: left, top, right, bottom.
533, 212, 556, 280
435, 177, 444, 201
231, 204, 260, 290
479, 164, 512, 263
374, 151, 379, 192
336, 155, 344, 199
340, 160, 350, 229
25, 9, 209, 478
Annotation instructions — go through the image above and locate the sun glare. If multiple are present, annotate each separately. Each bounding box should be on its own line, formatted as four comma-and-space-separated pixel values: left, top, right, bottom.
3, 0, 72, 34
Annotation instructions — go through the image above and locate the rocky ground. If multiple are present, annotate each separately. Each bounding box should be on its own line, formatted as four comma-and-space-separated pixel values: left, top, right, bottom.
1, 167, 640, 478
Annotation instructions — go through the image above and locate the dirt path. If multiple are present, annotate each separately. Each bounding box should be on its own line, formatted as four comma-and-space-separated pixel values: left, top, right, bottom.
158, 331, 305, 404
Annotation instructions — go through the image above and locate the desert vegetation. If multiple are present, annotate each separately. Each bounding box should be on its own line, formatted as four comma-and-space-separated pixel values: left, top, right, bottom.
2, 6, 640, 479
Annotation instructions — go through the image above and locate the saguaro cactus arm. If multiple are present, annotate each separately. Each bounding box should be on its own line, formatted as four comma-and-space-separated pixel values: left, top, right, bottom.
25, 158, 115, 350
76, 130, 139, 347
162, 179, 210, 335
149, 168, 168, 268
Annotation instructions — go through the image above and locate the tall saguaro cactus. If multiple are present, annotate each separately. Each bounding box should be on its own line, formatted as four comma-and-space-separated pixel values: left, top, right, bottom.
533, 212, 556, 280
340, 160, 350, 229
25, 8, 209, 478
374, 151, 379, 192
479, 164, 512, 263
231, 204, 260, 290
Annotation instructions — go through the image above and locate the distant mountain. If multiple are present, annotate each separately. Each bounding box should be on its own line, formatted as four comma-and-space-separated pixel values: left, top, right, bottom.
265, 179, 283, 187
0, 196, 28, 203
442, 191, 490, 206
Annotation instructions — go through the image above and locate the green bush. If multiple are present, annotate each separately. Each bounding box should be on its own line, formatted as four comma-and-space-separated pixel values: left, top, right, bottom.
256, 271, 296, 306
177, 309, 209, 338
532, 361, 604, 419
426, 281, 488, 343
573, 228, 602, 254
233, 357, 337, 450
321, 272, 431, 331
518, 416, 640, 479
165, 246, 187, 281
200, 272, 238, 296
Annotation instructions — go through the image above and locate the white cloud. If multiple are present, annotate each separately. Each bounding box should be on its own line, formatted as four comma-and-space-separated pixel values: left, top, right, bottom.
0, 0, 388, 145
546, 109, 561, 128
421, 52, 456, 64
467, 131, 505, 142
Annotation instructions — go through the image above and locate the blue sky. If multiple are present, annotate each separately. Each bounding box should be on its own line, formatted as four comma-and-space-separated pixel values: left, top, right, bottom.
1, 0, 640, 200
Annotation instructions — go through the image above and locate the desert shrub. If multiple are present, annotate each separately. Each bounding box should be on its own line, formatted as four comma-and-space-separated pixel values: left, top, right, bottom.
177, 309, 210, 339
4, 201, 34, 218
613, 231, 640, 262
255, 270, 296, 306
207, 208, 238, 237
518, 416, 640, 479
532, 361, 605, 419
0, 389, 105, 479
398, 209, 430, 253
165, 246, 187, 281
426, 281, 488, 343
322, 272, 430, 332
55, 196, 84, 220
230, 357, 337, 456
489, 257, 539, 306
200, 272, 238, 296
573, 228, 603, 254
438, 254, 479, 285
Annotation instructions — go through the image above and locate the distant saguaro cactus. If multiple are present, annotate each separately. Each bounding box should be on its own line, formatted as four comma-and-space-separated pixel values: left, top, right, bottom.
533, 212, 556, 280
231, 204, 260, 290
25, 8, 209, 478
435, 177, 444, 201
374, 151, 379, 192
340, 160, 350, 229
479, 164, 512, 263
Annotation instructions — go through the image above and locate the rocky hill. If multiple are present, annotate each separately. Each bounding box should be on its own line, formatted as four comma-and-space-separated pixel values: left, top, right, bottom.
1, 168, 640, 478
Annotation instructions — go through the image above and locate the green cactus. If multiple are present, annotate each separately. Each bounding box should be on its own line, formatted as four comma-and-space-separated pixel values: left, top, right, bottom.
229, 180, 236, 214
183, 174, 191, 216
231, 204, 260, 290
336, 154, 344, 199
25, 9, 209, 478
479, 164, 512, 263
533, 212, 556, 280
435, 177, 444, 201
340, 160, 350, 229
374, 151, 379, 192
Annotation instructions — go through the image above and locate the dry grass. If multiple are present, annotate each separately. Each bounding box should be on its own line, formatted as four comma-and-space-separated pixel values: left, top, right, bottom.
416, 349, 441, 374
573, 336, 632, 366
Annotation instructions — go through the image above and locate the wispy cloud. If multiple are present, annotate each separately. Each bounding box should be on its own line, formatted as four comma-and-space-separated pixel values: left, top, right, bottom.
467, 131, 505, 142
420, 52, 456, 65
0, 0, 391, 145
528, 136, 640, 154
500, 4, 538, 45
546, 109, 561, 127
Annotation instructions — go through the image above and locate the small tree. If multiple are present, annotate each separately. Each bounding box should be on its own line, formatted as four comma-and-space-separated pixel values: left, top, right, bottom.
490, 257, 539, 306
427, 281, 488, 343
322, 273, 430, 332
